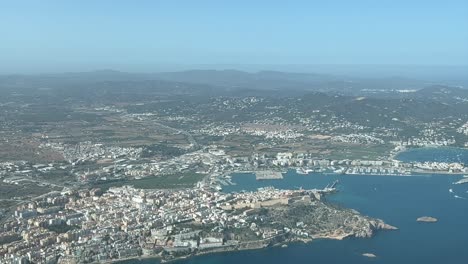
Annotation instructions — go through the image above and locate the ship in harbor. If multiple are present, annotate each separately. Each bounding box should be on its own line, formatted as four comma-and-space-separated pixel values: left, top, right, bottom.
296, 168, 314, 175
322, 180, 339, 193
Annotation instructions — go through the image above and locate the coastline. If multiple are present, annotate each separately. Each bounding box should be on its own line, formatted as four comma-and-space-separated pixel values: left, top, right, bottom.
83, 147, 466, 264
111, 221, 399, 264
216, 146, 467, 181
111, 232, 362, 264
225, 168, 466, 178
103, 255, 161, 264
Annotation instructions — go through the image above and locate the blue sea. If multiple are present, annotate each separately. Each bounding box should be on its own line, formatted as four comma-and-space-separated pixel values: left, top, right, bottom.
395, 147, 468, 164
122, 148, 468, 264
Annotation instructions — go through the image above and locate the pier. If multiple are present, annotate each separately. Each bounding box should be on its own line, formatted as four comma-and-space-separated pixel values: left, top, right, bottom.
255, 171, 284, 180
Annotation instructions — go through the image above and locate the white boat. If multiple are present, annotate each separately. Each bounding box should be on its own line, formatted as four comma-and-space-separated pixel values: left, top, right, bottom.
296, 168, 313, 175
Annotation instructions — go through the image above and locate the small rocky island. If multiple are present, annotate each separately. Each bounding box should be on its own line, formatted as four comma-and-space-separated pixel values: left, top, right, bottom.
417, 216, 438, 223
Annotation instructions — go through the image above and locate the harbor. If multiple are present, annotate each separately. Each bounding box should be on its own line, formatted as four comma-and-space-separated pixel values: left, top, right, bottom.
255, 171, 284, 180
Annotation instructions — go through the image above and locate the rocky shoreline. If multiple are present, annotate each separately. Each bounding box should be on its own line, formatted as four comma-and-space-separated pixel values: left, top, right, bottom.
116, 226, 395, 264
46, 185, 398, 264
115, 200, 398, 264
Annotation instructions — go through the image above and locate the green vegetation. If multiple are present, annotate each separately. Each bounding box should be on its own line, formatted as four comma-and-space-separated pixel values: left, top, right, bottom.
46, 223, 79, 234
140, 143, 186, 158
326, 144, 394, 160
0, 182, 57, 201
18, 110, 100, 123
0, 233, 21, 245
94, 171, 205, 191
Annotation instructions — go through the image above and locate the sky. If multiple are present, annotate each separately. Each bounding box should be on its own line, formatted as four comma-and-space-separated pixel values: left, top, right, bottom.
1, 0, 468, 73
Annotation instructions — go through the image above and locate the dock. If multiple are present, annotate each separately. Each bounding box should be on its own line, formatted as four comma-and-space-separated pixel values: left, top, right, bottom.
255, 171, 283, 180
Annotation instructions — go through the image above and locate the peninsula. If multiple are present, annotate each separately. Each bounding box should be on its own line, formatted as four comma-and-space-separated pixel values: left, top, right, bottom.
0, 184, 397, 263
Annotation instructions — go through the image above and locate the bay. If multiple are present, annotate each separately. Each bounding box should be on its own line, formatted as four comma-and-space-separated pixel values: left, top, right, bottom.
395, 147, 468, 164
123, 148, 468, 264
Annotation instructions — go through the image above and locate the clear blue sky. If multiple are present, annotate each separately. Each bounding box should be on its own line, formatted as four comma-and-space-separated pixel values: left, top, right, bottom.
1, 0, 468, 73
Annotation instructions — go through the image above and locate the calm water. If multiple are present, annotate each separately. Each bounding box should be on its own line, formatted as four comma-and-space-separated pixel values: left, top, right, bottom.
123, 148, 468, 264
396, 147, 468, 164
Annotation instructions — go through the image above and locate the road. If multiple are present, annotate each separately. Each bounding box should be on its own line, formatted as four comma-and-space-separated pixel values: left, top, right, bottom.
152, 120, 199, 149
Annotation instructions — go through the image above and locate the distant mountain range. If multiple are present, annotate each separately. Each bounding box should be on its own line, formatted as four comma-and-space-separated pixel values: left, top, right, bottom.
1, 70, 466, 129
0, 69, 466, 98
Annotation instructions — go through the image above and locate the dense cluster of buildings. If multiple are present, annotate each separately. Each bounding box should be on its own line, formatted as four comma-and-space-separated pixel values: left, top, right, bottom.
457, 122, 468, 136
248, 152, 467, 175
0, 184, 325, 264
331, 134, 385, 145
243, 128, 303, 141
1, 143, 467, 193
397, 137, 456, 147
40, 142, 142, 164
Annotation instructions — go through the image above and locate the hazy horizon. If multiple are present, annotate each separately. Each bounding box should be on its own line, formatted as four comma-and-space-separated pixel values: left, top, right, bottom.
1, 1, 467, 75
2, 64, 467, 83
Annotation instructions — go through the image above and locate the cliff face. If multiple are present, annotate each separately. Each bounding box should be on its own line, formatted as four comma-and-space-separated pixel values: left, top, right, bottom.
354, 219, 398, 238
